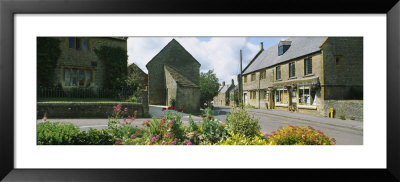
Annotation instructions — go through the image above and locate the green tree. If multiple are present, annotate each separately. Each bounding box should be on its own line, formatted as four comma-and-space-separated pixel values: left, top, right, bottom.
200, 70, 219, 106
125, 64, 145, 94
37, 37, 61, 88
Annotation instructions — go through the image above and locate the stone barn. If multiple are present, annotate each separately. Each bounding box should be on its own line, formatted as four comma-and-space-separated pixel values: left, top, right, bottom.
146, 39, 201, 113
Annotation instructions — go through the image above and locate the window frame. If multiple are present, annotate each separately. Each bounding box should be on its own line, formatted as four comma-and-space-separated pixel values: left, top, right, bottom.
304, 57, 312, 75
62, 67, 94, 88
276, 66, 281, 80
289, 62, 296, 78
251, 73, 256, 81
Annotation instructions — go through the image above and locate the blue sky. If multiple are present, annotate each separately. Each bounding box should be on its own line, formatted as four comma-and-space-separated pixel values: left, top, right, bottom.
127, 37, 286, 84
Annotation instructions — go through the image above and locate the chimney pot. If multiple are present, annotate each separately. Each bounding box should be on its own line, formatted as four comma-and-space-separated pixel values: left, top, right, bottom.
261, 42, 264, 50
222, 81, 225, 87
231, 79, 234, 85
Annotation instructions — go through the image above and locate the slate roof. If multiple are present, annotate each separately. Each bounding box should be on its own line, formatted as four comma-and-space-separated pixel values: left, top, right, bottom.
164, 65, 199, 88
219, 84, 231, 94
242, 37, 326, 75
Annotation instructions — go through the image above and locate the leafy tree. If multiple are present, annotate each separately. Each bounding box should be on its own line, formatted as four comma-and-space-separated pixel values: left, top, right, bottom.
37, 37, 61, 87
200, 70, 219, 106
125, 64, 146, 95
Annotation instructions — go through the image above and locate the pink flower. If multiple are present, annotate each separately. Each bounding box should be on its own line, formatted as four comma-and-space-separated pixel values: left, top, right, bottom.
124, 107, 128, 112
151, 137, 157, 142
115, 138, 122, 145
130, 134, 136, 139
134, 110, 138, 116
123, 118, 127, 122
187, 140, 192, 145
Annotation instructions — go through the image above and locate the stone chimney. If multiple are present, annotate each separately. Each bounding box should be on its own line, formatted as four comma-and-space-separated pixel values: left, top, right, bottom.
222, 81, 225, 87
261, 42, 264, 50
231, 79, 234, 85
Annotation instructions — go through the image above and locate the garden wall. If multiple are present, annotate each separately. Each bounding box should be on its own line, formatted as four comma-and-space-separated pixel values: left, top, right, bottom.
322, 100, 363, 121
37, 102, 149, 119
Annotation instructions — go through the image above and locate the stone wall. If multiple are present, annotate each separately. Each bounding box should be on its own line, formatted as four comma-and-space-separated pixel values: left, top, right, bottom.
321, 37, 363, 100
176, 86, 200, 114
322, 100, 363, 121
54, 37, 127, 90
37, 102, 149, 119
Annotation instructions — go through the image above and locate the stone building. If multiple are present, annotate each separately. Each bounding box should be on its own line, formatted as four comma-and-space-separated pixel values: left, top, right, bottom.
241, 37, 363, 120
146, 39, 201, 113
53, 37, 127, 90
213, 80, 235, 106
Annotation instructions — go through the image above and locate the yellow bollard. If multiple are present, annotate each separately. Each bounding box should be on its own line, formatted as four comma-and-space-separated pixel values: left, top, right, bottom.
329, 108, 334, 118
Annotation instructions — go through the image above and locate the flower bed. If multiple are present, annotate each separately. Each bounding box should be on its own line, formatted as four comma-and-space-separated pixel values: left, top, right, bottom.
37, 103, 336, 145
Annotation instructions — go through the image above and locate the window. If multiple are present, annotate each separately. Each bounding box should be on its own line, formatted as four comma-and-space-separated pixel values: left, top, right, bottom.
82, 39, 88, 51
251, 73, 256, 81
289, 62, 295, 78
276, 66, 281, 80
250, 91, 257, 99
243, 75, 247, 83
304, 57, 312, 75
260, 70, 266, 79
298, 86, 316, 105
260, 90, 268, 100
63, 68, 93, 88
278, 46, 284, 56
76, 38, 81, 50
68, 37, 74, 48
275, 88, 288, 104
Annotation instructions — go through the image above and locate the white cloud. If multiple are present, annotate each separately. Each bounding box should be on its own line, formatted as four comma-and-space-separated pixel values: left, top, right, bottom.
127, 37, 260, 85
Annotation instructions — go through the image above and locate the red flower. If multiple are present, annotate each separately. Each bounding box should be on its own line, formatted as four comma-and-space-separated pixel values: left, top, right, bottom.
168, 106, 174, 110
162, 108, 166, 111
178, 108, 183, 112
202, 114, 206, 118
208, 116, 212, 120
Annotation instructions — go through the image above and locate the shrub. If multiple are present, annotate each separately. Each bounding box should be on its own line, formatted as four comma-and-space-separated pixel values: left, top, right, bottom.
198, 108, 228, 144
217, 132, 267, 145
226, 107, 261, 138
266, 125, 336, 145
244, 104, 256, 109
76, 128, 115, 145
169, 97, 176, 108
37, 121, 80, 145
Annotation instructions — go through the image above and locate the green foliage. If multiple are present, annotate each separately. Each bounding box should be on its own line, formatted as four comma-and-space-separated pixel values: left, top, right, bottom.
37, 37, 61, 87
266, 125, 336, 145
126, 64, 146, 98
200, 70, 220, 106
198, 108, 228, 144
76, 128, 115, 145
169, 97, 176, 107
244, 104, 256, 109
217, 132, 267, 145
226, 107, 261, 138
94, 46, 128, 89
188, 115, 198, 132
37, 122, 80, 145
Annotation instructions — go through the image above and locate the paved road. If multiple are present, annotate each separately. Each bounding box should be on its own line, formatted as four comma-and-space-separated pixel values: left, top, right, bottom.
213, 106, 363, 145
37, 105, 363, 145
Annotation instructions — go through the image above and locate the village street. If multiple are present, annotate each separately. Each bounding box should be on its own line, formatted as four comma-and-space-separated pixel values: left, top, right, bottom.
37, 105, 362, 145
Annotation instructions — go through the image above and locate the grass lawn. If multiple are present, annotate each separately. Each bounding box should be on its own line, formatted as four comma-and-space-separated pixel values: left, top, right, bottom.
37, 98, 133, 103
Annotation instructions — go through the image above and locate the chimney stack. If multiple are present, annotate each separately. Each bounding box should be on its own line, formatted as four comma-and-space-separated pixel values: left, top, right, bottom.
231, 79, 234, 85
261, 42, 264, 50
222, 81, 225, 87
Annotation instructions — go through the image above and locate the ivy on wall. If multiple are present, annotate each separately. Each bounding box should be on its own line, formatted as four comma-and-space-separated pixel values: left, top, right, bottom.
94, 46, 128, 89
37, 37, 61, 87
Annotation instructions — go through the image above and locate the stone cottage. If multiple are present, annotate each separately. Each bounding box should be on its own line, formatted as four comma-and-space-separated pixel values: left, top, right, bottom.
53, 37, 127, 90
241, 37, 363, 120
213, 80, 235, 106
146, 39, 201, 113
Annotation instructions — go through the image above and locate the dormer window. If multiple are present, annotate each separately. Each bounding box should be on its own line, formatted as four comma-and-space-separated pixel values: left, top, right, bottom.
278, 40, 292, 56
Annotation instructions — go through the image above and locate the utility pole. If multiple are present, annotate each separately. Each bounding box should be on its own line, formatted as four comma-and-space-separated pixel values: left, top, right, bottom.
239, 50, 243, 106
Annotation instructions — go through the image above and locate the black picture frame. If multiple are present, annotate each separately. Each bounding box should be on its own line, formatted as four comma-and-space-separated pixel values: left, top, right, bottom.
1, 0, 399, 181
